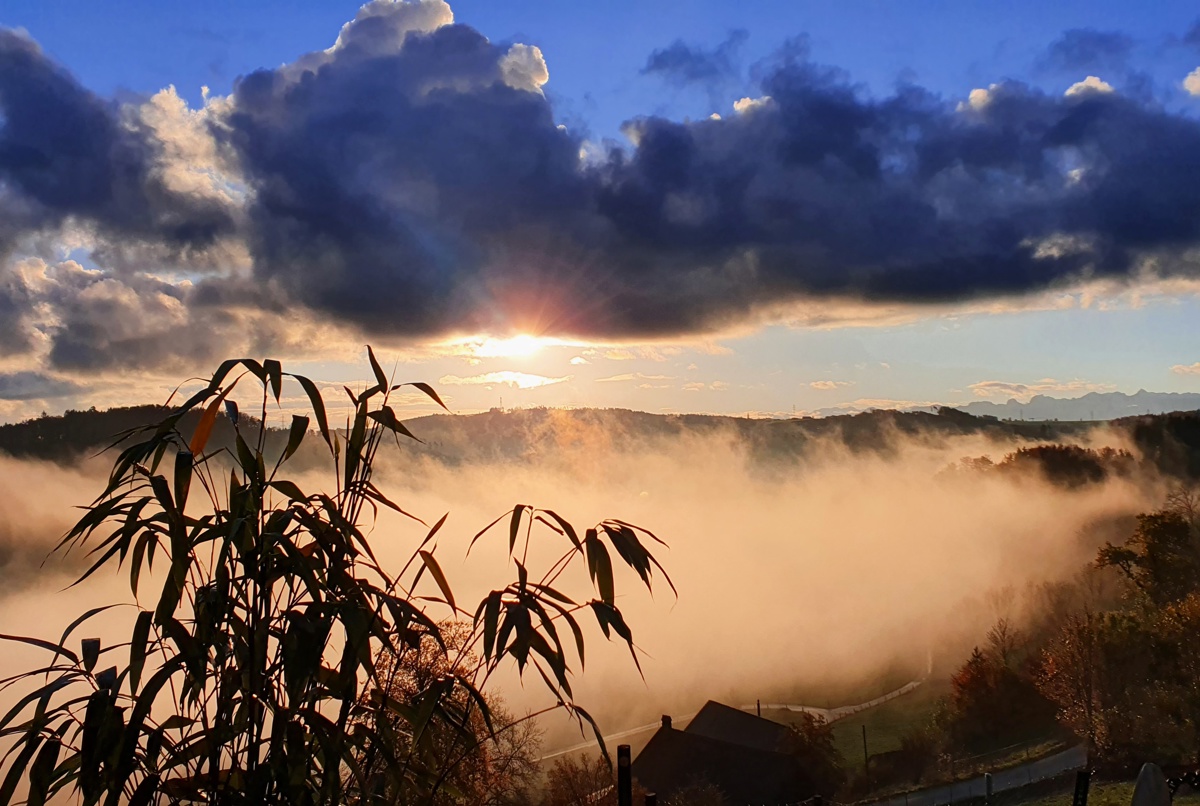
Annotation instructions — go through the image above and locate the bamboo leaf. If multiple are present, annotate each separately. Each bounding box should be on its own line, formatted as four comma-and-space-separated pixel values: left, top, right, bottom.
539, 509, 581, 549
128, 774, 159, 806
480, 591, 502, 662
509, 505, 528, 556
173, 450, 193, 512
264, 358, 283, 401
367, 406, 423, 443
81, 639, 100, 673
367, 345, 389, 391
0, 734, 43, 806
128, 611, 151, 695
585, 533, 615, 604
289, 374, 332, 448
270, 480, 307, 502
283, 415, 309, 461
468, 510, 510, 555
417, 550, 456, 612
52, 605, 122, 668
26, 737, 60, 806
189, 383, 237, 455
0, 635, 78, 665
392, 381, 449, 411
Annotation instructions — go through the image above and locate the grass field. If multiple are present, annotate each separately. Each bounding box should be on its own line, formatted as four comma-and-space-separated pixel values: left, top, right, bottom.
828, 679, 950, 774
1015, 780, 1200, 806
775, 660, 930, 711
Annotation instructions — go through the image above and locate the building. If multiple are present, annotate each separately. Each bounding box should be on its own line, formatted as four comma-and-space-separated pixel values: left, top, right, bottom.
631, 702, 815, 804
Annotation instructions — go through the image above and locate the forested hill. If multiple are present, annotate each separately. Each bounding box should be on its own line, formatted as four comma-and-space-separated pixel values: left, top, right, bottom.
0, 405, 244, 463
1, 403, 1197, 479
0, 404, 1074, 463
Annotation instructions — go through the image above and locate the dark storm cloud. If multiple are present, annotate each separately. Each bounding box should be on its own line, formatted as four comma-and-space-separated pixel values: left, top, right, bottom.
0, 29, 236, 254
1037, 29, 1134, 73
219, 6, 1200, 340
1183, 19, 1200, 51
0, 372, 82, 401
226, 12, 587, 336
36, 262, 284, 373
7, 2, 1200, 359
0, 267, 35, 354
641, 29, 749, 86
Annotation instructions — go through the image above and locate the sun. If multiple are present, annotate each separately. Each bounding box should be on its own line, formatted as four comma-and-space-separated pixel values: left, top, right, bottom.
447, 334, 577, 360
473, 334, 548, 358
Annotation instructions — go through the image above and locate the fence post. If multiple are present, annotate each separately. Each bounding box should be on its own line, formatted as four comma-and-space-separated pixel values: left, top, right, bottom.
618, 745, 632, 806
1071, 769, 1091, 806
985, 773, 993, 806
645, 793, 657, 806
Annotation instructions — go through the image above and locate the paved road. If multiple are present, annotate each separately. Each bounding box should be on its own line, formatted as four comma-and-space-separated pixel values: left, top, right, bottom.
869, 745, 1089, 806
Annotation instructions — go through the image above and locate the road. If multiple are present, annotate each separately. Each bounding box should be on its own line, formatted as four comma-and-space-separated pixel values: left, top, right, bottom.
869, 745, 1089, 806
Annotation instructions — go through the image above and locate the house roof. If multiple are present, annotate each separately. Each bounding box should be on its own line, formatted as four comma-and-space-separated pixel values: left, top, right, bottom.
632, 720, 813, 805
685, 700, 795, 754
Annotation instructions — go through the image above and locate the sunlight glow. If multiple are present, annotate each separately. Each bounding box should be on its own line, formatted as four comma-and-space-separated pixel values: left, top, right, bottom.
439, 371, 570, 389
450, 334, 576, 359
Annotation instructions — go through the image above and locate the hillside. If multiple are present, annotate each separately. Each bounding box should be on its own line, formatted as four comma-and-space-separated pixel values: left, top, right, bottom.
0, 403, 1083, 464
3, 404, 1200, 484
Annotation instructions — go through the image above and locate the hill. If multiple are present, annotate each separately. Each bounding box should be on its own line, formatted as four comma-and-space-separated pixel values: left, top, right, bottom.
2, 403, 1199, 483
0, 403, 1081, 464
954, 390, 1200, 422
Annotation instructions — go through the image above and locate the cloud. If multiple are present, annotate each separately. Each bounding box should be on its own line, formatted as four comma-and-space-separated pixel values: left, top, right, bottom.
0, 371, 82, 401
585, 347, 677, 362
641, 29, 748, 87
1185, 68, 1200, 96
595, 373, 675, 383
438, 371, 569, 389
1038, 29, 1133, 74
810, 380, 853, 390
1065, 76, 1115, 96
1184, 20, 1200, 52
968, 378, 1118, 401
8, 2, 1200, 379
794, 397, 944, 417
682, 381, 728, 392
0, 29, 237, 258
1171, 362, 1200, 375
1, 257, 336, 375
216, 6, 1200, 345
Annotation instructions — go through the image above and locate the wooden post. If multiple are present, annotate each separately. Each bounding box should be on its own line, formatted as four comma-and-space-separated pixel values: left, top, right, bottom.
645, 794, 657, 806
618, 745, 632, 806
985, 772, 993, 806
1071, 769, 1092, 806
862, 725, 869, 774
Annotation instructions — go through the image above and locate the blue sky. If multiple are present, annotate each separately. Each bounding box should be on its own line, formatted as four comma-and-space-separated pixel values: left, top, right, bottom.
0, 0, 1199, 420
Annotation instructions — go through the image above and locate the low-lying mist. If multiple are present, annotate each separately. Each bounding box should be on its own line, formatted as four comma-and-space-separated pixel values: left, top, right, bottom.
0, 410, 1165, 750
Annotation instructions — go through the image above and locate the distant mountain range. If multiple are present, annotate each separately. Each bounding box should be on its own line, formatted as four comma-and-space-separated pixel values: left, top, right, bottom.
951, 390, 1200, 421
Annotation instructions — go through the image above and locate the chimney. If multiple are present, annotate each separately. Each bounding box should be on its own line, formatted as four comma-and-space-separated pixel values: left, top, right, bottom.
661, 715, 672, 730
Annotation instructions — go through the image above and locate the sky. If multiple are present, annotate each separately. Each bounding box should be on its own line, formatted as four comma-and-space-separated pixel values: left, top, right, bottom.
1, 0, 1200, 421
